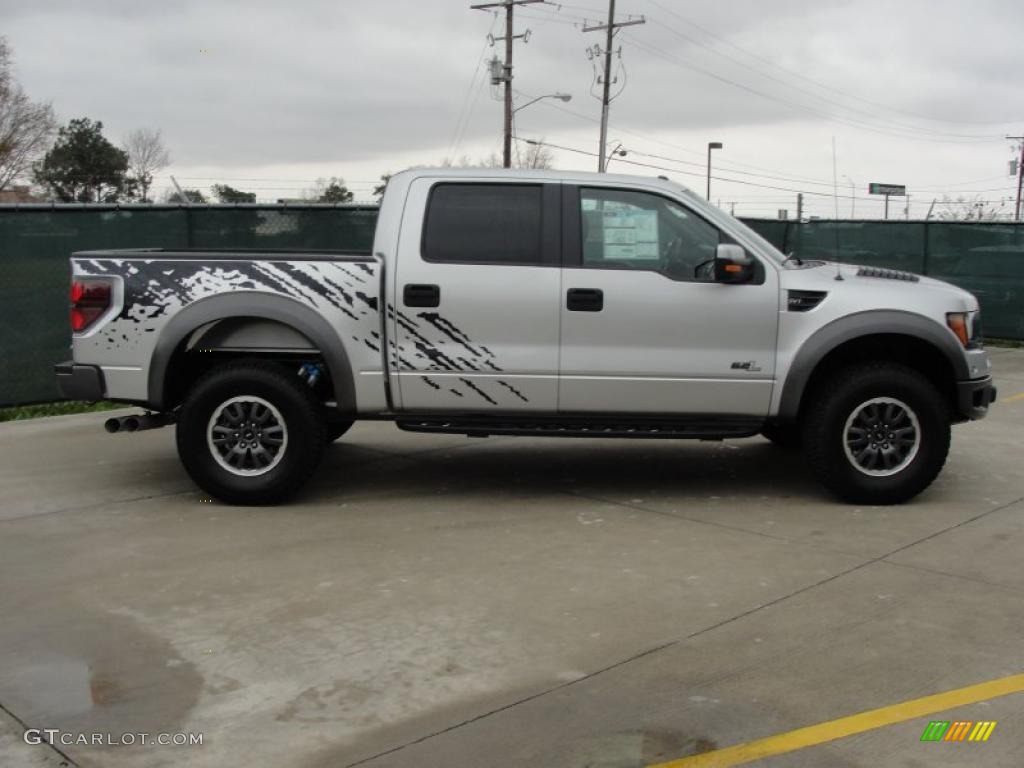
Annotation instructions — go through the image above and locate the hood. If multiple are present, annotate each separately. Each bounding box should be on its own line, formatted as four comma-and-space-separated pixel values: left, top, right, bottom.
781, 261, 979, 312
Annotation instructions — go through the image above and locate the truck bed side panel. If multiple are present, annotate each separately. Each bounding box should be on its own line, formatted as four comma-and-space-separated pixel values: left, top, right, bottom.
71, 256, 385, 410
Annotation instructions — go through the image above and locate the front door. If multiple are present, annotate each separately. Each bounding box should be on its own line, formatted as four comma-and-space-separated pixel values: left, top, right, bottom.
393, 178, 562, 411
558, 185, 779, 416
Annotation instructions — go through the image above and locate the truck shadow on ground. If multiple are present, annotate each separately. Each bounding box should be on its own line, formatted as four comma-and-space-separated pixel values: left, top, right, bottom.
307, 437, 826, 505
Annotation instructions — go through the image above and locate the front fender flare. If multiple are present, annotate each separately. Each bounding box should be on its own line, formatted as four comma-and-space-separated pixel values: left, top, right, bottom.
777, 310, 967, 422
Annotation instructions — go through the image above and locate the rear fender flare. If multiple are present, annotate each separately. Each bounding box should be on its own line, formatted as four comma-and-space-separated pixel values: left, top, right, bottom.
149, 293, 355, 411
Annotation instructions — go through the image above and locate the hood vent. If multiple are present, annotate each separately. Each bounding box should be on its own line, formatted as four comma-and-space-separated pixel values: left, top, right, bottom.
787, 290, 827, 312
856, 266, 920, 282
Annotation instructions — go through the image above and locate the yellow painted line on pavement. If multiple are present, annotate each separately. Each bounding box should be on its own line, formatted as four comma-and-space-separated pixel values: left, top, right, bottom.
649, 672, 1024, 768
1000, 391, 1024, 403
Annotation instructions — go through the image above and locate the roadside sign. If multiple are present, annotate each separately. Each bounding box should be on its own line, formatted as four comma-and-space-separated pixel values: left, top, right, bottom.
869, 183, 906, 196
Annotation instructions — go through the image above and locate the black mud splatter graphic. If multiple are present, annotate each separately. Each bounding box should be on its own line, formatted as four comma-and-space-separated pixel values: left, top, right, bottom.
74, 258, 381, 356
390, 306, 530, 406
458, 377, 498, 405
77, 256, 530, 406
496, 380, 529, 403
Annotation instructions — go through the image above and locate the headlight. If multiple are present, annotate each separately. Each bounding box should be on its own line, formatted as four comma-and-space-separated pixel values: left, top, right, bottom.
946, 311, 982, 349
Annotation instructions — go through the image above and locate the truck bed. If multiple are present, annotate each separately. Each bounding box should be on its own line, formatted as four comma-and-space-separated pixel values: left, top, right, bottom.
70, 249, 384, 407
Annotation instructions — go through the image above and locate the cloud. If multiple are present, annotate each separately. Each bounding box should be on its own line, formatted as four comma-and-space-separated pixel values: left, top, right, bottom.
4, 0, 1021, 213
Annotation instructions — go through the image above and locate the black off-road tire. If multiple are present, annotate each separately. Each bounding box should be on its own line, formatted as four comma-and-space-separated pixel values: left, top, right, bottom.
325, 418, 355, 443
176, 361, 326, 505
761, 422, 801, 450
801, 363, 950, 505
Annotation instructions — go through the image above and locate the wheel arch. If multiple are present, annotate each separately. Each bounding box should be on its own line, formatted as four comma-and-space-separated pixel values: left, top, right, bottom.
149, 293, 356, 412
777, 310, 967, 424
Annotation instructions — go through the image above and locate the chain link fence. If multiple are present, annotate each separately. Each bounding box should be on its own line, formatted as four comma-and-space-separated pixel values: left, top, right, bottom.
1, 205, 1021, 406
0, 204, 377, 406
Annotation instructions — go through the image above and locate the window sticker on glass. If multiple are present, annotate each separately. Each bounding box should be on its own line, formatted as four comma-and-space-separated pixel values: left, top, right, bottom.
602, 208, 659, 260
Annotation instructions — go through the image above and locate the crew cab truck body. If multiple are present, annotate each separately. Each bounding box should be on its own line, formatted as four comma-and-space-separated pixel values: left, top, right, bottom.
56, 168, 996, 504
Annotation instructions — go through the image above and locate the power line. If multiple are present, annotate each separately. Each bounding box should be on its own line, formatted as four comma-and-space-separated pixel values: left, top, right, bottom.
638, 9, 1000, 141
623, 33, 1001, 145
448, 12, 500, 159
643, 0, 1023, 129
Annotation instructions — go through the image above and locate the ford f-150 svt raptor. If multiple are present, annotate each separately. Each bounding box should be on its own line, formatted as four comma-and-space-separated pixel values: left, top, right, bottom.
55, 168, 996, 505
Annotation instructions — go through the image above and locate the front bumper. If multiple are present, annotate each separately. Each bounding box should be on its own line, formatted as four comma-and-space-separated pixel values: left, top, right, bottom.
55, 361, 105, 401
956, 376, 996, 421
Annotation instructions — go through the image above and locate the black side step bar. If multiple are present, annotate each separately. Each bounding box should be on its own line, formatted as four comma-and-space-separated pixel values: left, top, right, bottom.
396, 418, 762, 440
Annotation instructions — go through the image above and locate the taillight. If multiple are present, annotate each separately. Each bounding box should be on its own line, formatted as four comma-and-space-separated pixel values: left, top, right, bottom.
70, 277, 112, 332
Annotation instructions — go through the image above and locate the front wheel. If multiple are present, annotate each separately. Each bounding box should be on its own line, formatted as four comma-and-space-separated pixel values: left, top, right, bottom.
177, 362, 326, 505
801, 363, 950, 504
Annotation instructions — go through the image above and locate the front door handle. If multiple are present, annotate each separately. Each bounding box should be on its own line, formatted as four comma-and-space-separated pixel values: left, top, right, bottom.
567, 288, 603, 312
404, 283, 440, 308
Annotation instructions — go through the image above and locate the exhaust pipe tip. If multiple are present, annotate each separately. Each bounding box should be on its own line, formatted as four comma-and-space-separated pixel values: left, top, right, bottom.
104, 418, 121, 433
122, 416, 140, 432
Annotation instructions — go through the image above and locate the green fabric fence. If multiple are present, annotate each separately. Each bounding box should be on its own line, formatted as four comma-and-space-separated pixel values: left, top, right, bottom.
1, 205, 1021, 406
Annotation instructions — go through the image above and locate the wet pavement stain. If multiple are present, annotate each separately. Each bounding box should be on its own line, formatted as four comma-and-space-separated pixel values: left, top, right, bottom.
569, 729, 719, 768
0, 600, 203, 741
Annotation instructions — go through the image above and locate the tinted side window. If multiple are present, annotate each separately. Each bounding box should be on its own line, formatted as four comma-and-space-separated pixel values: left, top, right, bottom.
423, 184, 547, 264
579, 187, 721, 281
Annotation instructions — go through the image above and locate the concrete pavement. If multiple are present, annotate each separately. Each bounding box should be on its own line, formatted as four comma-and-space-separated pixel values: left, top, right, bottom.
2, 347, 1023, 767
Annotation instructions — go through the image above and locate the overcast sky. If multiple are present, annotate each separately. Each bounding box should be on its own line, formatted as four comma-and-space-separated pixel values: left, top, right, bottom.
3, 0, 1022, 217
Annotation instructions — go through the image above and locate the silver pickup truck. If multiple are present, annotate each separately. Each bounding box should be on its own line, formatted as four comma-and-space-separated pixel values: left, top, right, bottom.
55, 168, 996, 505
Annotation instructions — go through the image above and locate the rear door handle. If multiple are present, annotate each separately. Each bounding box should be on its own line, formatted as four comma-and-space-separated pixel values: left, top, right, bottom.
567, 288, 603, 312
403, 283, 440, 308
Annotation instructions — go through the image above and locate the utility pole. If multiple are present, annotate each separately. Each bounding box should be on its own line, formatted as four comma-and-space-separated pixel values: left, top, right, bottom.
1009, 135, 1024, 221
472, 0, 543, 169
796, 193, 804, 221
583, 1, 644, 172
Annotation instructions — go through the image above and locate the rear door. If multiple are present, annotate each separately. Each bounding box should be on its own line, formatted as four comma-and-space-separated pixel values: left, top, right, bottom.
558, 184, 779, 416
392, 178, 562, 411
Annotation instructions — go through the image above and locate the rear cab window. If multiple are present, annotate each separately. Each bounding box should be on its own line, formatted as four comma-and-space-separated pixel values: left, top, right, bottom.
422, 183, 559, 266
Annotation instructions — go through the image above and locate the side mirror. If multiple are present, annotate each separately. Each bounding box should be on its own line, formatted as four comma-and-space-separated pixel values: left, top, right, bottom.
714, 243, 755, 284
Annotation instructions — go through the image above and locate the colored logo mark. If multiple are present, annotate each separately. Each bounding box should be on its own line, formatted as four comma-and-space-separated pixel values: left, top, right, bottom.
920, 720, 996, 742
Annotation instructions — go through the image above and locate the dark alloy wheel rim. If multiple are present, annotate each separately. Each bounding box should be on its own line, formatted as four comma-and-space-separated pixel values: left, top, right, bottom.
842, 396, 920, 477
206, 396, 288, 476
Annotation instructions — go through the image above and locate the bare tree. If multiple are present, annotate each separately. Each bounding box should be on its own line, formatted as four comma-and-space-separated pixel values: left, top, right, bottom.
0, 38, 56, 192
936, 195, 1008, 222
519, 140, 554, 170
437, 144, 553, 170
123, 128, 170, 202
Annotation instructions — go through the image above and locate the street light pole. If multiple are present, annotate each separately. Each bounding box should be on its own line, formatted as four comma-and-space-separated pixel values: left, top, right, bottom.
604, 141, 627, 169
706, 142, 722, 201
511, 92, 572, 117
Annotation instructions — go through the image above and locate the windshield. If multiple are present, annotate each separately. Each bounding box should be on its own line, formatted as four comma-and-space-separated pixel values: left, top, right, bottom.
672, 182, 787, 263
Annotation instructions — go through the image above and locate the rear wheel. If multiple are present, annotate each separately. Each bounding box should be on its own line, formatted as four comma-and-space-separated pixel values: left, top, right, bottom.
801, 363, 950, 504
177, 362, 326, 505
